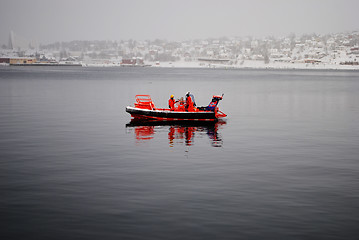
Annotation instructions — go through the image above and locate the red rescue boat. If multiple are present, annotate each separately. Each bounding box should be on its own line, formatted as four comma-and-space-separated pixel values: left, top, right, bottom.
126, 94, 227, 121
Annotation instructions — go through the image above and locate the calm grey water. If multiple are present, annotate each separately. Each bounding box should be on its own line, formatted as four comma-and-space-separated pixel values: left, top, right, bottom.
1, 66, 359, 239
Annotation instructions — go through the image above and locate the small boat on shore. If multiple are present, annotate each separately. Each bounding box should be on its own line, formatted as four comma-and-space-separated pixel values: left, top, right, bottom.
126, 94, 227, 122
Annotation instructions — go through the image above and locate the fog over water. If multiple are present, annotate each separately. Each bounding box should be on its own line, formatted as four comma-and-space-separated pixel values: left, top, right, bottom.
0, 0, 358, 44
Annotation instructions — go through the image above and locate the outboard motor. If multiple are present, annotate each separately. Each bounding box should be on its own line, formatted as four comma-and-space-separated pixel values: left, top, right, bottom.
206, 94, 223, 111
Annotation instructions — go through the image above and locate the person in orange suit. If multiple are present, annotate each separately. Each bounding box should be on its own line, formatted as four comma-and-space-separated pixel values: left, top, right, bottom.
168, 94, 176, 111
185, 92, 194, 111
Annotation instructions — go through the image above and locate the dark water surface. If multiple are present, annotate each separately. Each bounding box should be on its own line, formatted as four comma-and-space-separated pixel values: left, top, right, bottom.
1, 66, 359, 239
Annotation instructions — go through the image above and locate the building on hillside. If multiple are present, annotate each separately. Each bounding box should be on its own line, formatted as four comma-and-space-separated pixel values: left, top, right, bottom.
121, 58, 144, 66
1, 57, 37, 65
9, 57, 37, 64
0, 57, 10, 64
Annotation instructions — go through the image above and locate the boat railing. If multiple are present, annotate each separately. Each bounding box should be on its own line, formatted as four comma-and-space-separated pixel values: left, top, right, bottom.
135, 95, 155, 110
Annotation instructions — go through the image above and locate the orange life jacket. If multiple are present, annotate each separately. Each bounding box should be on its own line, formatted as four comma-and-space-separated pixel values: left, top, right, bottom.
186, 96, 194, 111
169, 98, 175, 110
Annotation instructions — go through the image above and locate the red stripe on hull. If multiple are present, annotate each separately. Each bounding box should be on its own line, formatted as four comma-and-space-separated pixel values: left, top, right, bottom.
130, 114, 216, 121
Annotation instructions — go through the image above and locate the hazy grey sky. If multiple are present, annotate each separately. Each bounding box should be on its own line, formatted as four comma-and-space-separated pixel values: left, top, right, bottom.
1, 0, 358, 44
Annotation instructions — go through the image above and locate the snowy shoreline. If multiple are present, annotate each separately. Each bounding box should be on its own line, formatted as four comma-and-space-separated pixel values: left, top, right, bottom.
83, 60, 359, 71
149, 60, 359, 70
2, 61, 358, 71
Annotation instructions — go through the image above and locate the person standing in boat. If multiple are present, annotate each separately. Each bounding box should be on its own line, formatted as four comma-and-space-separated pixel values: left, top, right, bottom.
185, 92, 195, 111
168, 95, 177, 111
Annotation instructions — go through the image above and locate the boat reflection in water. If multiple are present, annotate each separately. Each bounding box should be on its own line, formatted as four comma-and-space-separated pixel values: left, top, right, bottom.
126, 120, 226, 147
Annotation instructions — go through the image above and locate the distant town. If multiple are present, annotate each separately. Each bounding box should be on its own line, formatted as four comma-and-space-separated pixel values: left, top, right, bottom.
1, 31, 358, 70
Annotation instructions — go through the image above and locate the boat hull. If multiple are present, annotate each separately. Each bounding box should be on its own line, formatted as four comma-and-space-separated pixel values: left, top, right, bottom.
126, 106, 217, 121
